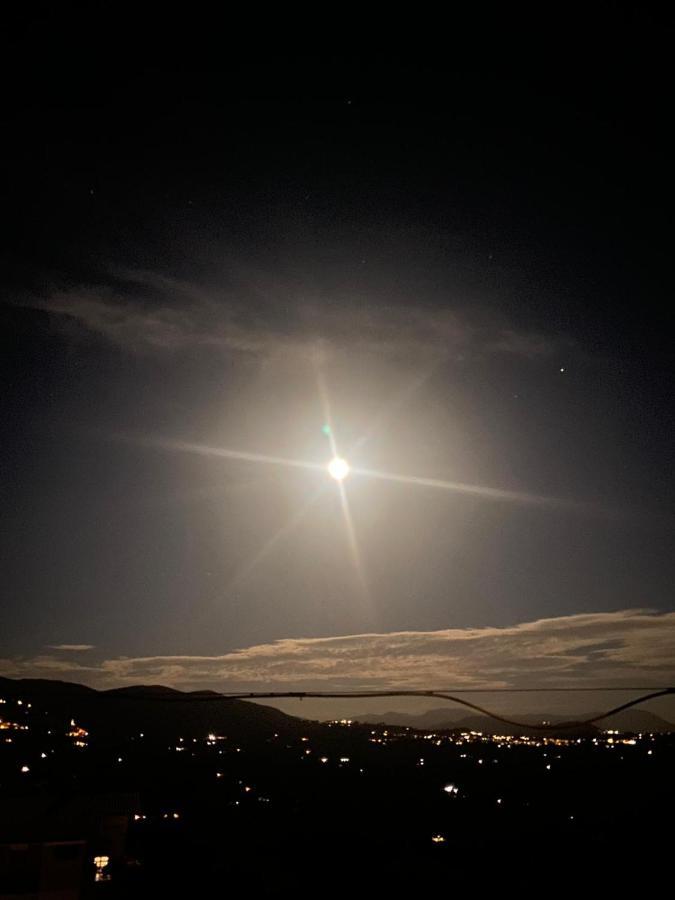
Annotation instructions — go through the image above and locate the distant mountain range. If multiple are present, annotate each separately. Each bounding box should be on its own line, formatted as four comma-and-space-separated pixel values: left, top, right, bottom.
0, 676, 308, 740
352, 706, 674, 734
1, 676, 671, 738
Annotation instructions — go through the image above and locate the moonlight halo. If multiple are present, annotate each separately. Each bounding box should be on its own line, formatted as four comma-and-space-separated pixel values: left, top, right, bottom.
328, 457, 350, 481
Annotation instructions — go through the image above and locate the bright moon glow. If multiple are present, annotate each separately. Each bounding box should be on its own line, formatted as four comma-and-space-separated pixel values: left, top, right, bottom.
328, 457, 350, 481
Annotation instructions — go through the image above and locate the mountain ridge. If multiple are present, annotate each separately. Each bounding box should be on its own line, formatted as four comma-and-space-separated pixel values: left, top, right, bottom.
352, 705, 674, 734
0, 675, 309, 739
2, 676, 671, 736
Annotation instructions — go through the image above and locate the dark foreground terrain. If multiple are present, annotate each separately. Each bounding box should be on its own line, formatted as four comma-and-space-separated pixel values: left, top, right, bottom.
0, 678, 672, 896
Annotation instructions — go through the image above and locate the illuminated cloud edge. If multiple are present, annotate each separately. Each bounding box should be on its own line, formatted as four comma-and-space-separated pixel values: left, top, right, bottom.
3, 610, 674, 692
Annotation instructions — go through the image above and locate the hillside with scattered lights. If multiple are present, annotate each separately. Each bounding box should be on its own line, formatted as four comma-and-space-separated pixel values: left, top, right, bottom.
0, 678, 672, 895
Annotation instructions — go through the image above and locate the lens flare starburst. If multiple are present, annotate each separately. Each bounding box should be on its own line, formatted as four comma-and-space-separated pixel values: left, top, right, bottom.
328, 457, 350, 481
124, 365, 599, 623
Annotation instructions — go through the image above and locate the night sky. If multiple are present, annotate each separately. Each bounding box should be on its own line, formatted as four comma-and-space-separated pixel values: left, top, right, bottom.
2, 11, 674, 717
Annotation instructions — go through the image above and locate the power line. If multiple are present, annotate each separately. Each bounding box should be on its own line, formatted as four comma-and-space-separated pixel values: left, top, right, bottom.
6, 681, 672, 730
206, 687, 675, 731
87, 685, 675, 731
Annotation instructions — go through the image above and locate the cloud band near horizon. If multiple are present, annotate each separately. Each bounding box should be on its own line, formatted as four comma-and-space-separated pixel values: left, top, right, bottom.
2, 610, 674, 692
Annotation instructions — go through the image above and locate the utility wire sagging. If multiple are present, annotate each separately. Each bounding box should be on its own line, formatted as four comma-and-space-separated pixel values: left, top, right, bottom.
91, 686, 674, 731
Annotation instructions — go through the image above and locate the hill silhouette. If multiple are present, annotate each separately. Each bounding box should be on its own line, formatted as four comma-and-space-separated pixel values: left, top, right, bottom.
0, 676, 309, 740
2, 676, 671, 739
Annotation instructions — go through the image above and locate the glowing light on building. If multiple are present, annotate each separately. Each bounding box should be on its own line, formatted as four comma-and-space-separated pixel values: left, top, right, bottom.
93, 855, 110, 883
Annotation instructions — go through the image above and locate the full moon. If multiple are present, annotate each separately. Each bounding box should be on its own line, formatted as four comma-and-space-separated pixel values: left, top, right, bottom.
328, 457, 350, 481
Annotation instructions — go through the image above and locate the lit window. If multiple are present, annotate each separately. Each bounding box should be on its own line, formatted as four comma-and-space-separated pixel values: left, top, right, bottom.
93, 855, 111, 882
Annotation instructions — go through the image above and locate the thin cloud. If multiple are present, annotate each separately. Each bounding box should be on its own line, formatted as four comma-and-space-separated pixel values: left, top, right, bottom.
22, 270, 567, 363
46, 644, 95, 651
3, 610, 673, 691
